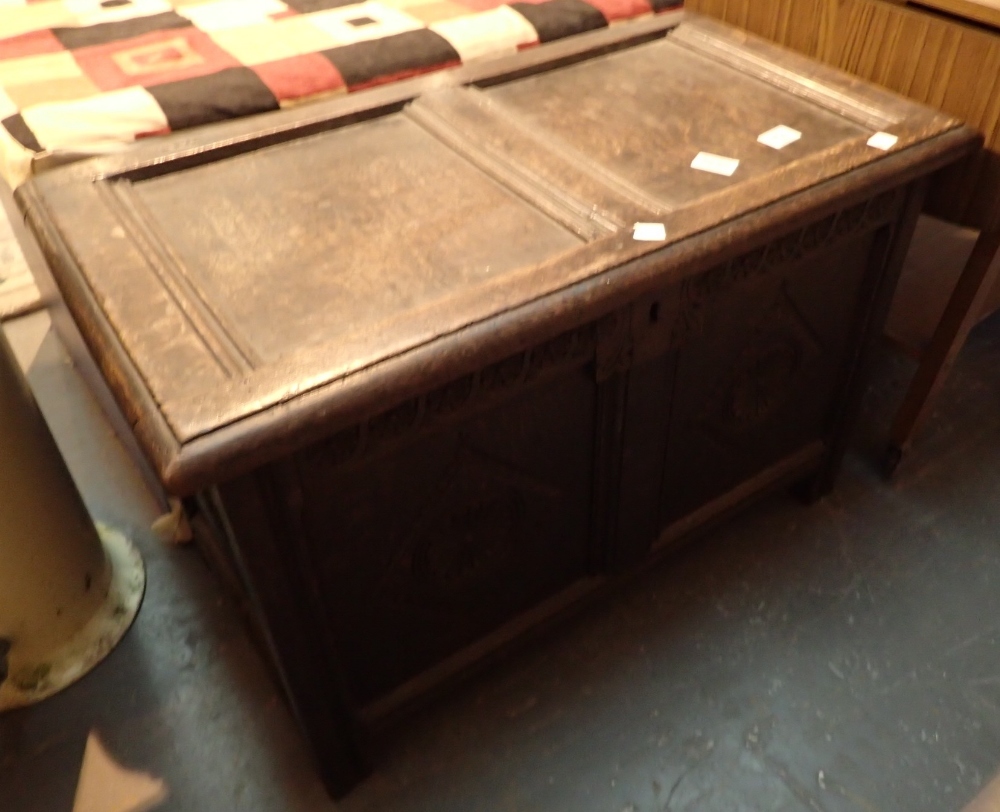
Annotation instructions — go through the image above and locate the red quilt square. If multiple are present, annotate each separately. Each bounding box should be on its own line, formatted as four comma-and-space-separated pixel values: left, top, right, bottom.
0, 29, 66, 59
72, 27, 240, 92
584, 0, 652, 20
252, 53, 346, 103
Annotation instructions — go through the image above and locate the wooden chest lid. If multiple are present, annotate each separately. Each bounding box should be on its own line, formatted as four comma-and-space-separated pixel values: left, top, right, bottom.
17, 15, 977, 493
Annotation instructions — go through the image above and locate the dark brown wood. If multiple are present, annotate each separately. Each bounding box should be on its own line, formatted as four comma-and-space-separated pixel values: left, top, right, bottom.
653, 441, 827, 554
2, 185, 170, 510
13, 16, 977, 797
210, 473, 370, 796
811, 179, 927, 494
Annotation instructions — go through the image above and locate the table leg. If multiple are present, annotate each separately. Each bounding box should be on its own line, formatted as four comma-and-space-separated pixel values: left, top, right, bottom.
885, 228, 1000, 475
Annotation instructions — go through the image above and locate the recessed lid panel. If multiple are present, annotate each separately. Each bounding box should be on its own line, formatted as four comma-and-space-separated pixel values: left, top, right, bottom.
486, 38, 869, 207
129, 114, 582, 367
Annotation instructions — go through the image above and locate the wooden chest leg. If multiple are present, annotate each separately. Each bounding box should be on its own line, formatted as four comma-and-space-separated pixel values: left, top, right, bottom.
886, 228, 1000, 475
211, 474, 371, 798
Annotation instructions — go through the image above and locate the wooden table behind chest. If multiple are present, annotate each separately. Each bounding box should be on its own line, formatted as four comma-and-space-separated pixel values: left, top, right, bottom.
687, 0, 1000, 470
16, 17, 976, 796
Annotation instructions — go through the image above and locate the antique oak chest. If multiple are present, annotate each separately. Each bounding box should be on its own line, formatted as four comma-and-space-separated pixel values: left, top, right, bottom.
15, 16, 977, 796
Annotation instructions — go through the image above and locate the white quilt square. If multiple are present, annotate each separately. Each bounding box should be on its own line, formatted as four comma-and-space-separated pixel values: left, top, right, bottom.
430, 5, 537, 62
179, 0, 288, 32
306, 2, 423, 47
21, 86, 168, 151
210, 17, 340, 65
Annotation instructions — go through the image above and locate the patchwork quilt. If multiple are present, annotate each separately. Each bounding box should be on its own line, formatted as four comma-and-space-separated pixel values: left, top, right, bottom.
0, 0, 682, 187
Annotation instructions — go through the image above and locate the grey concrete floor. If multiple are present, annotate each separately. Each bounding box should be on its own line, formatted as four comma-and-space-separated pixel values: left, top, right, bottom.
2, 224, 1000, 812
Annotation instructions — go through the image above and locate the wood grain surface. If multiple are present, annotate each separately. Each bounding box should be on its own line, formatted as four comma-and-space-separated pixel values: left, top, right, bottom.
16, 16, 972, 493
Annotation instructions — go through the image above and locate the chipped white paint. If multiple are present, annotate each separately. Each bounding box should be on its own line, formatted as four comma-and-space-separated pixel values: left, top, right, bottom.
0, 327, 144, 710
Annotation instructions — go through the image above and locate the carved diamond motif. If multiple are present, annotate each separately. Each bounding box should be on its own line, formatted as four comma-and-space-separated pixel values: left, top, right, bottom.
693, 283, 825, 447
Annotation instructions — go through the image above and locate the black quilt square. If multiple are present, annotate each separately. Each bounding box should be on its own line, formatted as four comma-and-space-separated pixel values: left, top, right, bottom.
649, 0, 683, 11
2, 114, 42, 153
52, 11, 191, 50
146, 68, 279, 131
509, 0, 607, 43
283, 0, 363, 12
321, 29, 460, 90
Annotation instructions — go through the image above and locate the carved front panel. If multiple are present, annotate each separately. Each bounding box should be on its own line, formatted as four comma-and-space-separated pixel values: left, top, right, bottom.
658, 224, 883, 524
293, 366, 597, 704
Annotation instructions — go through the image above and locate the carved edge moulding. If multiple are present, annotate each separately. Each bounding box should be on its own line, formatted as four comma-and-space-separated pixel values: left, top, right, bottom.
13, 18, 975, 501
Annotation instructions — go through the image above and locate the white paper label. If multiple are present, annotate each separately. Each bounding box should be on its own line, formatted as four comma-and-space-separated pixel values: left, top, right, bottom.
691, 152, 740, 176
633, 222, 667, 241
867, 131, 899, 151
757, 124, 802, 150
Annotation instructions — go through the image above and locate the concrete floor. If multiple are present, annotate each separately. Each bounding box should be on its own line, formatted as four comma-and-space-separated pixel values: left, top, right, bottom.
2, 221, 1000, 811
